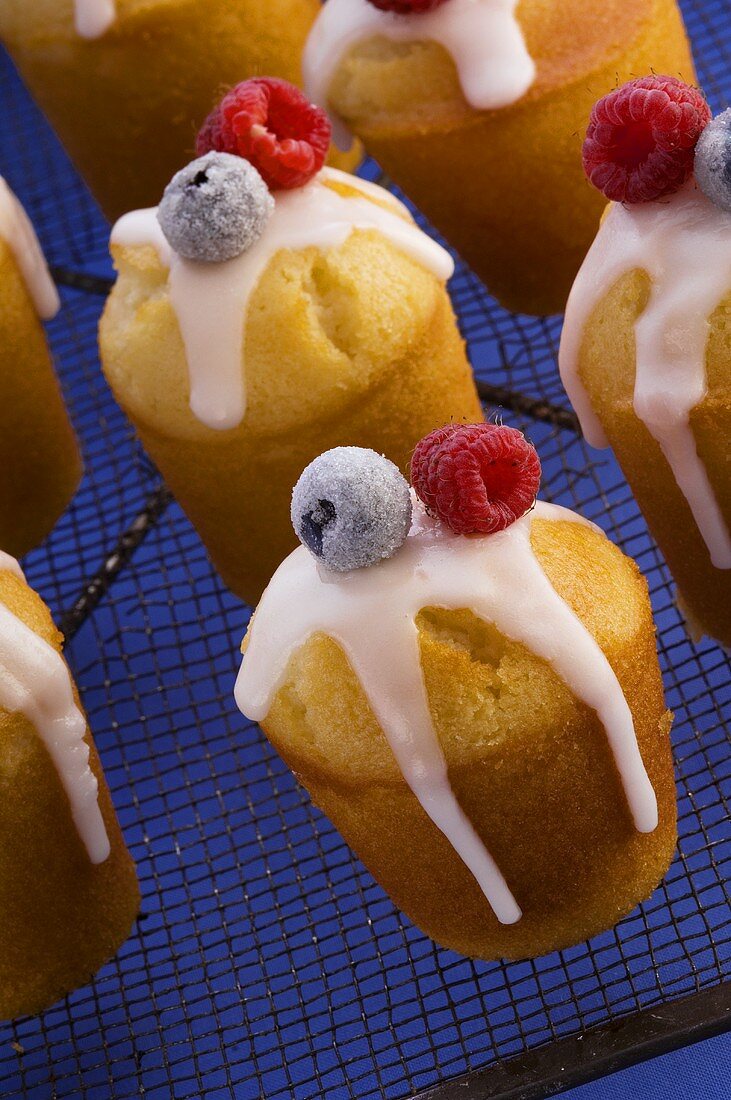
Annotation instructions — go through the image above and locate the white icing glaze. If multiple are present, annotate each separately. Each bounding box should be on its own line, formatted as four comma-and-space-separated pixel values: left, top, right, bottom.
0, 586, 109, 864
111, 167, 454, 431
0, 179, 59, 320
0, 551, 24, 581
303, 0, 536, 149
74, 0, 116, 39
235, 499, 658, 924
559, 182, 731, 570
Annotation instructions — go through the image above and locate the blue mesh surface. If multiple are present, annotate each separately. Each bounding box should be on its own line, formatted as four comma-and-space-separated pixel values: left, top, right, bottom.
0, 1, 728, 1097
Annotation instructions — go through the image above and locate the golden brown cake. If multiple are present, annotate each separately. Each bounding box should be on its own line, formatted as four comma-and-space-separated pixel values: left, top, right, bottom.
0, 181, 82, 558
304, 0, 696, 315
100, 144, 482, 605
0, 556, 139, 1019
236, 432, 677, 960
565, 274, 730, 650
0, 0, 360, 222
560, 82, 731, 649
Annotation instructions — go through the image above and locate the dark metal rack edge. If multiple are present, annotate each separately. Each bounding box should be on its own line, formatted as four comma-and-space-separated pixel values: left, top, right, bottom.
415, 982, 731, 1100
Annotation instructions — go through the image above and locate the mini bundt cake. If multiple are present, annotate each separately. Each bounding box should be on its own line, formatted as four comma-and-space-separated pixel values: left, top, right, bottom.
303, 0, 696, 314
0, 178, 81, 558
100, 83, 482, 605
560, 80, 731, 649
0, 552, 139, 1019
236, 431, 676, 959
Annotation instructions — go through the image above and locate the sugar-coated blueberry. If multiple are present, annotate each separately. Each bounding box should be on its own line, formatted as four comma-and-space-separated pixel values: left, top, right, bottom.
291, 448, 412, 572
694, 109, 731, 214
157, 152, 274, 263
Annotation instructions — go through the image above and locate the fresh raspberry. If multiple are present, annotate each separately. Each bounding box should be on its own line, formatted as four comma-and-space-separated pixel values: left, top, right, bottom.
582, 76, 711, 203
411, 423, 541, 536
367, 0, 449, 12
197, 78, 331, 191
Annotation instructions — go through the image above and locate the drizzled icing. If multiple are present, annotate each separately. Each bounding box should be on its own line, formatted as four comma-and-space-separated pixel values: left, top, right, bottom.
236, 499, 658, 924
559, 182, 731, 570
303, 0, 536, 149
0, 552, 24, 581
0, 179, 59, 320
74, 0, 116, 39
0, 561, 109, 865
111, 167, 454, 431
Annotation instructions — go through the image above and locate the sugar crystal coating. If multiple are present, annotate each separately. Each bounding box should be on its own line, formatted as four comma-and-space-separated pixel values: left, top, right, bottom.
157, 152, 274, 263
291, 448, 412, 572
694, 109, 731, 214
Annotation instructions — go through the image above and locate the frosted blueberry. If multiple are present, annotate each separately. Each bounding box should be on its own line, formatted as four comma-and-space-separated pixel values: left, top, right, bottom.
291, 448, 412, 572
694, 109, 731, 214
157, 152, 274, 263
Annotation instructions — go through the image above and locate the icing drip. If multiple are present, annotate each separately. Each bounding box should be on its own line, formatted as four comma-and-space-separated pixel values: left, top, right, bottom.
559, 182, 731, 570
0, 179, 59, 320
0, 552, 24, 581
303, 0, 536, 149
0, 584, 109, 865
111, 168, 454, 431
74, 0, 116, 38
235, 500, 658, 924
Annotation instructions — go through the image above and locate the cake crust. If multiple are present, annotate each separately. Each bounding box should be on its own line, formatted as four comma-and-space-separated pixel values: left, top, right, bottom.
0, 239, 82, 558
0, 570, 139, 1020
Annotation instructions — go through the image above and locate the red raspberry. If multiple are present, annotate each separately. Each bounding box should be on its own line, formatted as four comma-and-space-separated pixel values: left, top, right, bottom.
197, 78, 331, 191
411, 423, 541, 536
582, 76, 711, 203
367, 0, 449, 11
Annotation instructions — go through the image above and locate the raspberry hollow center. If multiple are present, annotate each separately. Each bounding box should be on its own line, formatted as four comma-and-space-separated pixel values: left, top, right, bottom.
612, 122, 657, 169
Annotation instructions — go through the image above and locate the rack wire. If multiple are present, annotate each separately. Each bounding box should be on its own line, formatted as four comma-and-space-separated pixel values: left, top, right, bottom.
0, 0, 728, 1095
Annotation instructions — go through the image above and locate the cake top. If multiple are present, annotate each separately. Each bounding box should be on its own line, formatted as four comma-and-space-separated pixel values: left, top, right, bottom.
236, 426, 659, 923
0, 177, 59, 320
111, 78, 453, 432
304, 0, 536, 147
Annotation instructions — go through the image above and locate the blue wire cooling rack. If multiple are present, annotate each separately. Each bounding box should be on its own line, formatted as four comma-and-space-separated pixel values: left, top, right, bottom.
0, 1, 728, 1096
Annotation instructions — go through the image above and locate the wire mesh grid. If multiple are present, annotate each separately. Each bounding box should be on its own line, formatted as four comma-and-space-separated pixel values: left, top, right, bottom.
0, 0, 728, 1096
